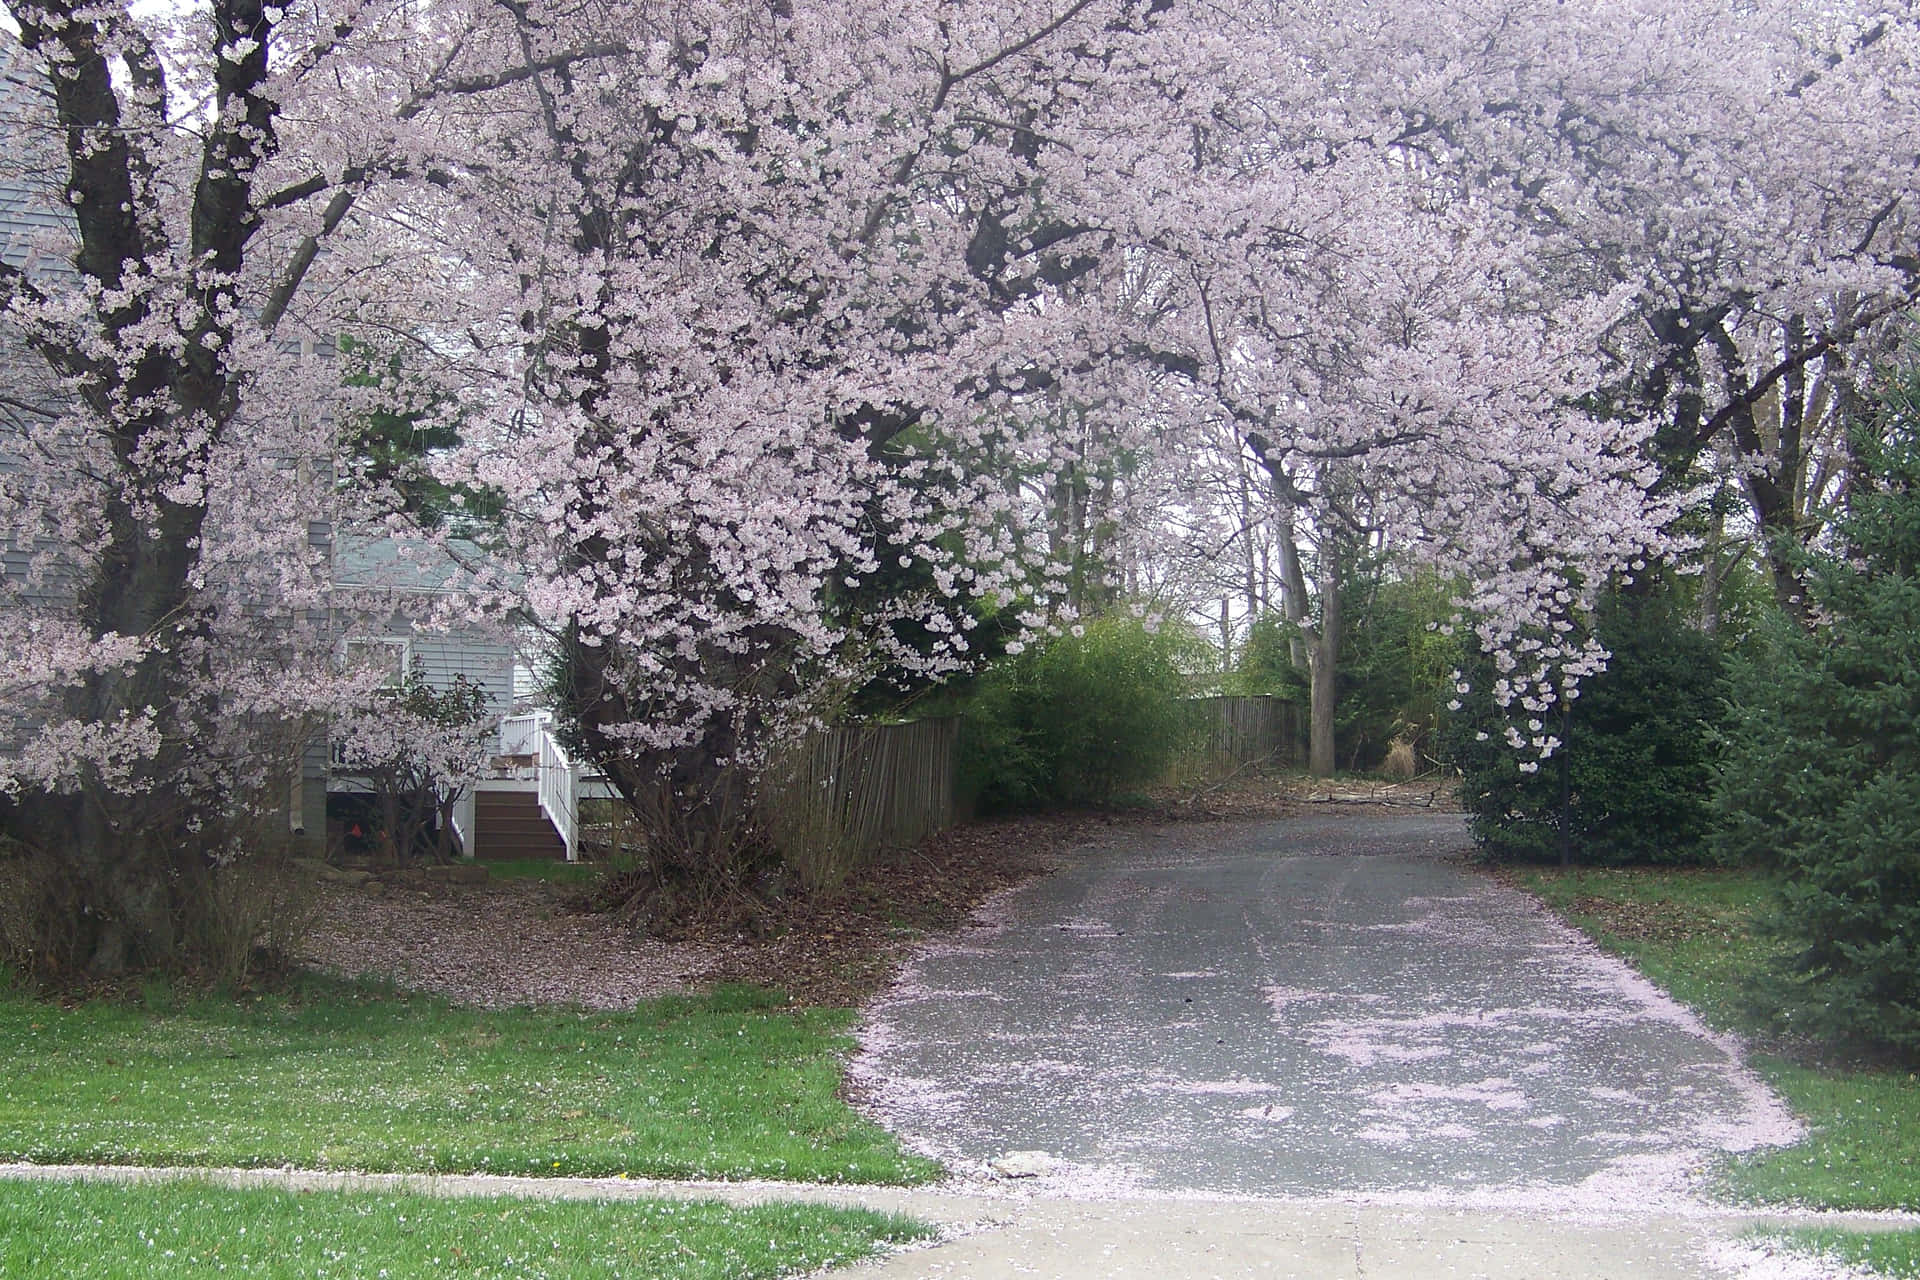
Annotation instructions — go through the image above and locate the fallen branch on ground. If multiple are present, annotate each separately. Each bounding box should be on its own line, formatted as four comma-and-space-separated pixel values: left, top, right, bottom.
1307, 786, 1444, 808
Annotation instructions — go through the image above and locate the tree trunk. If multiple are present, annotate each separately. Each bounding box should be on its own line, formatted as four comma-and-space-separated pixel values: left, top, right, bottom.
1700, 498, 1725, 636
24, 466, 218, 972
1275, 508, 1310, 670
1306, 552, 1341, 779
1273, 504, 1340, 776
557, 622, 791, 908
70, 803, 185, 973
1724, 352, 1813, 621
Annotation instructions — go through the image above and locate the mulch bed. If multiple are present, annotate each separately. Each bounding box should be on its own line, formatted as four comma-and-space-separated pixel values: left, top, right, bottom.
682, 812, 1124, 1006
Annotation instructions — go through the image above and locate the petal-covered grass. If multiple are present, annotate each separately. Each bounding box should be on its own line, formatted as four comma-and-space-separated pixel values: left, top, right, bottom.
0, 980, 937, 1185
480, 859, 603, 885
1508, 866, 1920, 1217
1504, 865, 1778, 1030
0, 1177, 932, 1279
1745, 1227, 1920, 1279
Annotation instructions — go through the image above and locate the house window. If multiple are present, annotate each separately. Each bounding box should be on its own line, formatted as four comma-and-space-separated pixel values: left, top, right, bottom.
342, 636, 411, 689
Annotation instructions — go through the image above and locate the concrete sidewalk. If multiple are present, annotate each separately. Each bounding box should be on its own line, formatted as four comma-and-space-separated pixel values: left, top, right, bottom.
3, 1162, 1902, 1279
829, 1196, 1778, 1279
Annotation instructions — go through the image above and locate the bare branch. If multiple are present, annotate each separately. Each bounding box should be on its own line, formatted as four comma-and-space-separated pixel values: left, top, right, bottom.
1697, 282, 1920, 451
942, 0, 1102, 98
856, 0, 1102, 247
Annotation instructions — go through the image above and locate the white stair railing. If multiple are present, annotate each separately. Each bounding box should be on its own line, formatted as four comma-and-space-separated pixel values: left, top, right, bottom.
534, 720, 581, 862
450, 789, 476, 859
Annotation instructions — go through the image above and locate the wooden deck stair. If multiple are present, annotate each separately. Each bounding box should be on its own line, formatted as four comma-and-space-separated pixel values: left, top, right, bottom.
473, 790, 566, 861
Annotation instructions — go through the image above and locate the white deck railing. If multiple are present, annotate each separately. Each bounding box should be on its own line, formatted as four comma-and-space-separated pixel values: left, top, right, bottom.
498, 711, 547, 758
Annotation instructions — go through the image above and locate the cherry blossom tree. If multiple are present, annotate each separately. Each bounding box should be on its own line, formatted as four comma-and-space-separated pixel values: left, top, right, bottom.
1337, 0, 1920, 609
430, 0, 1252, 892
12, 0, 1920, 955
331, 670, 492, 863
1107, 135, 1677, 770
1125, 0, 1920, 770
430, 0, 1704, 874
0, 0, 577, 970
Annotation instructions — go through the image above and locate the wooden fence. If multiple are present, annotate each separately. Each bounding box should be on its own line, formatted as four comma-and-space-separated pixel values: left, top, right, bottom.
600, 697, 1291, 884
760, 716, 961, 889
1189, 695, 1304, 772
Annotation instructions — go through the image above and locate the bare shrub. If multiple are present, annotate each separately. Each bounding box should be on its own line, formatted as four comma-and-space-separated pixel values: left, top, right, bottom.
182, 838, 321, 990
0, 822, 318, 989
0, 840, 91, 979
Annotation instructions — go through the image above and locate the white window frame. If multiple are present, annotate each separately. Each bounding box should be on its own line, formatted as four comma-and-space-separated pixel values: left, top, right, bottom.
341, 635, 412, 690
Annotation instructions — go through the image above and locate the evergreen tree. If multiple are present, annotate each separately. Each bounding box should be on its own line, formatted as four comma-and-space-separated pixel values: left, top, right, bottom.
1448, 588, 1727, 864
1715, 398, 1920, 1055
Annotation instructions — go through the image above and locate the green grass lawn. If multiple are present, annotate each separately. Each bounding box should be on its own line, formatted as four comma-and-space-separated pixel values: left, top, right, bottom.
1507, 861, 1920, 1272
0, 979, 937, 1185
0, 1177, 930, 1279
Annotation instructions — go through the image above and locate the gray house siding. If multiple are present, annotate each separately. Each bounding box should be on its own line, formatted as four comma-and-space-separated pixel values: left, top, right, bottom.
408, 634, 516, 718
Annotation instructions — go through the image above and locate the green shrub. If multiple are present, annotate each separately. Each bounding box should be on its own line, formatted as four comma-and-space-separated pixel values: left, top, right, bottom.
1227, 568, 1458, 774
1335, 569, 1461, 772
1713, 413, 1920, 1056
959, 616, 1202, 812
1445, 588, 1727, 864
1226, 613, 1308, 701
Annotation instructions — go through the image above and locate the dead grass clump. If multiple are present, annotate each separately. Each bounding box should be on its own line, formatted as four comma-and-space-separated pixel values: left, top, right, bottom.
1382, 738, 1419, 780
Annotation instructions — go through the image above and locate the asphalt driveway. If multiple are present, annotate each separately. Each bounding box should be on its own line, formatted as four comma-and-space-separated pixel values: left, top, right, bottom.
852, 813, 1798, 1204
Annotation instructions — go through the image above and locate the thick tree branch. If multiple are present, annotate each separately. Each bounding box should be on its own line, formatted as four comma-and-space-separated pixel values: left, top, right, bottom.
857, 0, 1102, 248
16, 0, 149, 292
259, 181, 361, 332
396, 40, 630, 120
941, 0, 1102, 101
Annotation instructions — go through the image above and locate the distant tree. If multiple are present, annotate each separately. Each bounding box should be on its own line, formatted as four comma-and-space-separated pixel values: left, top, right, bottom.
336, 340, 501, 534
1227, 613, 1306, 702
1335, 564, 1459, 774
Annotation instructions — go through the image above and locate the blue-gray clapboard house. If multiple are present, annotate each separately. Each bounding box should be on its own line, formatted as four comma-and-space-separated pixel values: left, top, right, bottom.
0, 42, 585, 861
322, 535, 588, 862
